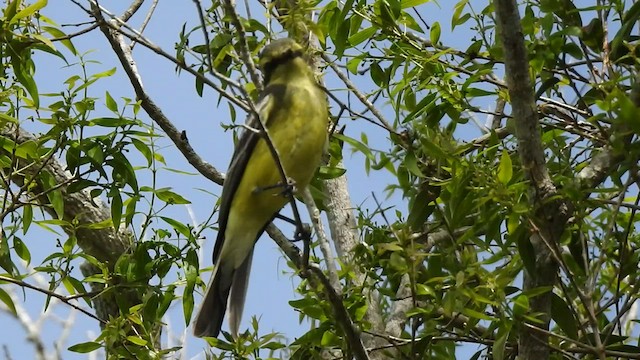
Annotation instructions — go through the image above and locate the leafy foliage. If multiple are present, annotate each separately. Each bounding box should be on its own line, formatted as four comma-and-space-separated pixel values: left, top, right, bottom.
1, 0, 640, 359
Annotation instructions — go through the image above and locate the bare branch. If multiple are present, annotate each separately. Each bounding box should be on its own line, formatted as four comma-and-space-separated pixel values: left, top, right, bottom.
221, 0, 262, 92
90, 5, 225, 185
120, 0, 145, 22
494, 1, 574, 359
301, 188, 339, 289
322, 54, 395, 134
265, 224, 370, 360
130, 0, 159, 49
0, 275, 103, 323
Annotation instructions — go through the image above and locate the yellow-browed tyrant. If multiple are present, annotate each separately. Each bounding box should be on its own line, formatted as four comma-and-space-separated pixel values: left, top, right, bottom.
193, 38, 328, 338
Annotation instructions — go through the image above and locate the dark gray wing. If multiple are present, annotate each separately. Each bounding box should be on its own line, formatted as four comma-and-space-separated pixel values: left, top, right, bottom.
211, 92, 272, 263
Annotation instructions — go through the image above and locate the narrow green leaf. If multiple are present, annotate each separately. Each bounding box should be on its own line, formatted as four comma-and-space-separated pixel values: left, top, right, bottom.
105, 91, 118, 112
43, 26, 77, 55
39, 170, 64, 219
349, 27, 377, 46
183, 249, 198, 325
110, 188, 122, 230
452, 0, 470, 29
0, 288, 17, 315
430, 21, 441, 44
160, 217, 192, 239
68, 342, 102, 353
333, 134, 375, 162
22, 204, 32, 234
497, 150, 513, 184
551, 293, 578, 339
401, 0, 429, 8
4, 0, 21, 22
12, 237, 30, 264
512, 294, 529, 318
11, 0, 47, 23
517, 235, 536, 275
493, 327, 509, 360
0, 113, 19, 125
155, 188, 191, 205
14, 64, 39, 108
461, 308, 495, 321
126, 336, 147, 346
0, 232, 13, 274
92, 67, 117, 79
317, 165, 346, 179
90, 117, 134, 127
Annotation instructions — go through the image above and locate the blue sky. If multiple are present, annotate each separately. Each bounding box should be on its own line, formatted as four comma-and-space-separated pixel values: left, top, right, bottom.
0, 1, 491, 359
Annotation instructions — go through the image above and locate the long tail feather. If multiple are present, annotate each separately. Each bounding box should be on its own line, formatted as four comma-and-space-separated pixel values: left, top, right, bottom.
193, 263, 234, 338
228, 249, 254, 338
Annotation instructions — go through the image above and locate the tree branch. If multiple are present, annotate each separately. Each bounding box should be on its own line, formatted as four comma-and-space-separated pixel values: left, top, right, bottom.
265, 224, 370, 360
494, 1, 574, 359
89, 4, 225, 186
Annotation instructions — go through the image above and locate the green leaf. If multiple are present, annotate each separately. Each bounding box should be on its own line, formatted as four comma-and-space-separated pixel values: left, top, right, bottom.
370, 62, 386, 86
610, 1, 640, 61
512, 294, 529, 318
12, 237, 30, 264
430, 21, 441, 44
195, 67, 204, 97
349, 27, 377, 46
492, 326, 509, 360
22, 204, 32, 234
105, 91, 118, 112
92, 67, 117, 79
158, 285, 175, 317
0, 233, 13, 274
183, 249, 198, 325
333, 134, 375, 163
110, 152, 138, 192
124, 195, 138, 227
14, 61, 39, 108
452, 0, 470, 29
90, 117, 134, 127
68, 342, 102, 353
109, 188, 122, 230
161, 217, 192, 239
407, 189, 435, 230
4, 0, 21, 22
0, 113, 19, 125
0, 288, 16, 315
126, 336, 147, 346
403, 150, 423, 176
461, 308, 495, 321
40, 170, 64, 219
317, 165, 346, 179
43, 26, 77, 55
263, 341, 286, 350
321, 331, 341, 346
517, 235, 536, 275
401, 0, 429, 8
497, 150, 513, 184
155, 188, 191, 205
551, 293, 578, 339
346, 54, 364, 74
11, 0, 47, 23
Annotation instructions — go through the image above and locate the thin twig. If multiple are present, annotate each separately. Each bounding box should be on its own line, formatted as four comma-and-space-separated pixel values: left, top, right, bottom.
322, 53, 394, 134
221, 0, 262, 92
0, 275, 105, 324
89, 4, 225, 185
120, 0, 145, 22
130, 0, 159, 49
301, 188, 339, 290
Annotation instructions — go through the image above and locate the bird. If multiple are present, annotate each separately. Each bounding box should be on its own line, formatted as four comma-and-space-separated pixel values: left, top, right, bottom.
193, 38, 328, 338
